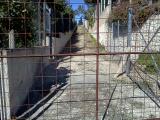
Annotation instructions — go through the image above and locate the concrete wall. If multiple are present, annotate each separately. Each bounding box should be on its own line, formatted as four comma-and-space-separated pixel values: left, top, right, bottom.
89, 4, 111, 46
89, 5, 160, 56
106, 14, 160, 60
52, 30, 75, 54
0, 27, 75, 119
0, 47, 49, 119
89, 5, 160, 74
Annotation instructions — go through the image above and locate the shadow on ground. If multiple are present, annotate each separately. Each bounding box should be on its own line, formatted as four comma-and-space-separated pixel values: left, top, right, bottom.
15, 29, 80, 118
60, 29, 82, 54
15, 61, 71, 117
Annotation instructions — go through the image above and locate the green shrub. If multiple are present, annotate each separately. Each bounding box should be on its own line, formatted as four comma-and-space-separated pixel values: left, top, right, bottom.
84, 0, 97, 4
0, 0, 37, 48
137, 53, 160, 74
108, 0, 160, 28
90, 34, 106, 52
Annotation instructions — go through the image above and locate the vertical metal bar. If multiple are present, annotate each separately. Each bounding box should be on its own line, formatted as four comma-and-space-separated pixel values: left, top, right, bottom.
108, 0, 112, 12
96, 0, 100, 119
38, 1, 41, 45
43, 1, 46, 46
1, 57, 7, 120
112, 23, 115, 52
49, 9, 52, 59
118, 20, 119, 40
0, 52, 4, 120
126, 3, 132, 75
127, 8, 132, 47
118, 20, 120, 52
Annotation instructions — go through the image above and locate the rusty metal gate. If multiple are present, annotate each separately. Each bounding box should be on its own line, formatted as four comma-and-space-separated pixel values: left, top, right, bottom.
0, 0, 160, 120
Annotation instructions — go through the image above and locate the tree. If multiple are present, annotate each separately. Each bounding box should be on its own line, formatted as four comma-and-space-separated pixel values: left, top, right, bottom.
75, 4, 95, 28
0, 0, 37, 48
51, 0, 75, 33
84, 0, 97, 4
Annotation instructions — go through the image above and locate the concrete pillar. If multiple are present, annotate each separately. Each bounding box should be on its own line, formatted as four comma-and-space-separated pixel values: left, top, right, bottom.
104, 0, 105, 10
9, 30, 15, 49
43, 2, 46, 46
100, 0, 102, 13
104, 0, 106, 10
0, 52, 11, 120
108, 0, 112, 12
117, 0, 121, 4
38, 2, 41, 45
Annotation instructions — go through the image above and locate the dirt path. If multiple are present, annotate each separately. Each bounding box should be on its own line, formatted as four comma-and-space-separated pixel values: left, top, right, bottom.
26, 26, 160, 120
26, 26, 116, 120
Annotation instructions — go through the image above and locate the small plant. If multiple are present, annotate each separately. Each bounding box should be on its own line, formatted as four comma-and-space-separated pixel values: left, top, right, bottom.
137, 53, 160, 74
149, 114, 156, 119
0, 0, 37, 48
90, 34, 106, 52
129, 100, 144, 109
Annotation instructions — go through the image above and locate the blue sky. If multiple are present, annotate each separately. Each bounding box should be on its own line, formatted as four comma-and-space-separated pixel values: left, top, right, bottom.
70, 0, 84, 10
69, 0, 86, 21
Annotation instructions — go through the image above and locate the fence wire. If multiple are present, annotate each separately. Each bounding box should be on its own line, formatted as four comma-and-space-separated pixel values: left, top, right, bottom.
0, 0, 160, 120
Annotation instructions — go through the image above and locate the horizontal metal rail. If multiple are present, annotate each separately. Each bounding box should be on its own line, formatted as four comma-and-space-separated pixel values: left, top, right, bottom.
0, 52, 159, 58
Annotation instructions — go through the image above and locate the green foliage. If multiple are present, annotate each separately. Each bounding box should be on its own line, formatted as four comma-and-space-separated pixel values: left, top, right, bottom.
0, 0, 75, 48
108, 0, 160, 27
137, 53, 160, 74
84, 0, 97, 4
54, 0, 74, 16
85, 6, 95, 28
53, 0, 75, 34
75, 5, 95, 28
0, 0, 37, 48
90, 34, 106, 52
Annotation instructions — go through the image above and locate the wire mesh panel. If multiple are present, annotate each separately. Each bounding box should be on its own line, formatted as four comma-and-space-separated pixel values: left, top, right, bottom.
0, 0, 160, 120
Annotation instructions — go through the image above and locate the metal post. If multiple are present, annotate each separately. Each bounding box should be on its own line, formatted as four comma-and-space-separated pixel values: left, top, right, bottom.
112, 23, 115, 52
96, 0, 100, 119
126, 1, 132, 75
127, 8, 132, 47
118, 20, 120, 40
0, 52, 4, 120
38, 1, 41, 45
49, 9, 53, 59
43, 1, 46, 46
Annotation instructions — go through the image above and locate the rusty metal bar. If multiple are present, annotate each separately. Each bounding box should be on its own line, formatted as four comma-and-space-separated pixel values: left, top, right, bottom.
0, 52, 159, 58
96, 0, 100, 119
